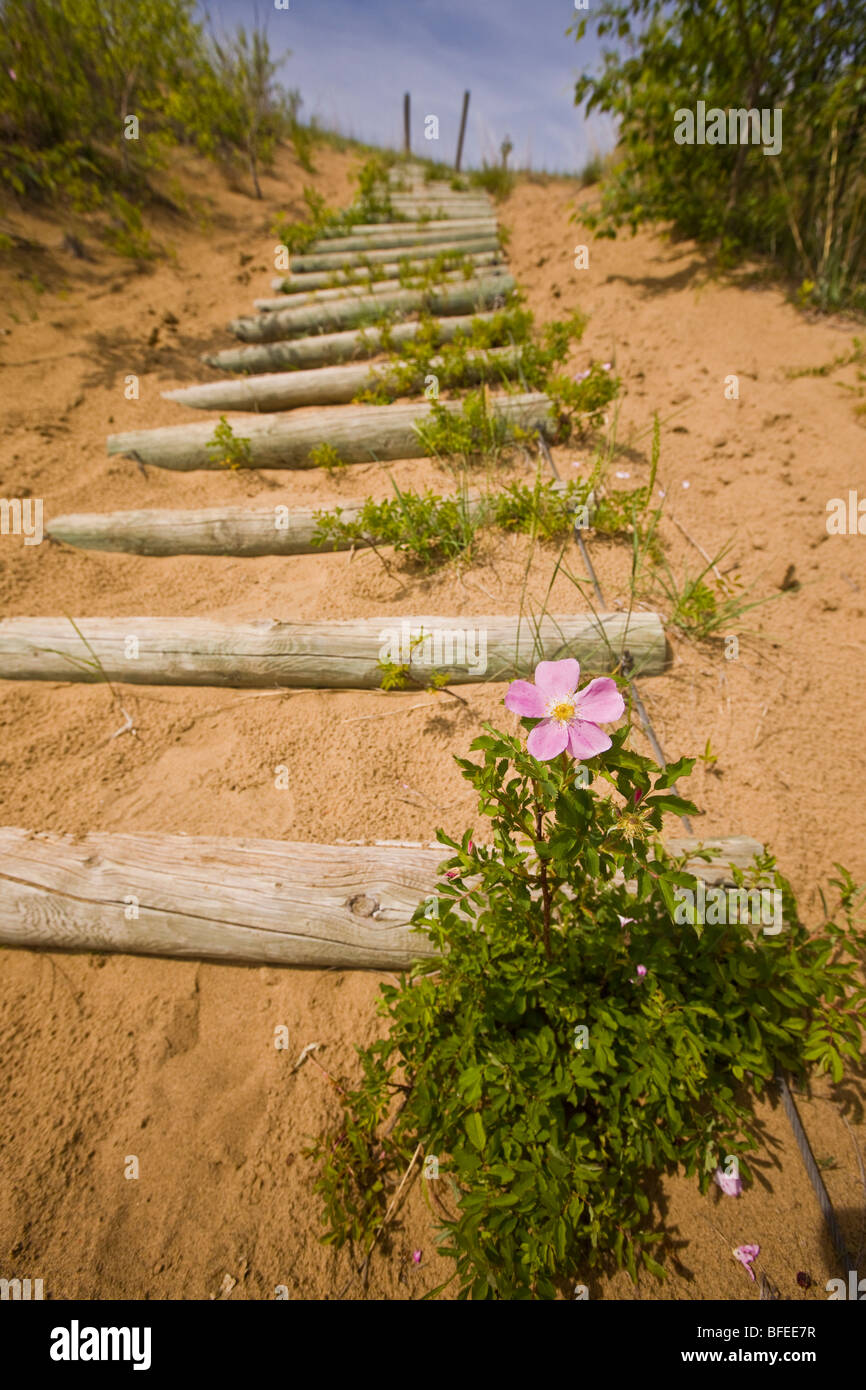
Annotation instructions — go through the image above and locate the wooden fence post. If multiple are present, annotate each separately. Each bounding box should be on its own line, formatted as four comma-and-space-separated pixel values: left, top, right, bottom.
456, 90, 470, 172
404, 92, 411, 154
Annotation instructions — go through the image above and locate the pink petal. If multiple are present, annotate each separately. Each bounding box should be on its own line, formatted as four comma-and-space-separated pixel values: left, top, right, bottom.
533, 659, 580, 701
527, 717, 569, 760
733, 1245, 759, 1280
504, 678, 546, 718
636, 964, 647, 977
567, 720, 612, 759
617, 915, 635, 928
714, 1168, 743, 1197
576, 677, 624, 724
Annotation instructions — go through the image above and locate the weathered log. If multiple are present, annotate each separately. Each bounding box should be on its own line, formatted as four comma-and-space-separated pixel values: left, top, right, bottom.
160, 346, 522, 412
268, 251, 503, 294
312, 219, 496, 248
388, 201, 493, 215
389, 195, 492, 205
48, 480, 591, 557
290, 235, 499, 274
258, 262, 509, 308
106, 391, 551, 470
230, 275, 514, 344
0, 829, 762, 970
308, 224, 497, 254
0, 610, 667, 687
203, 312, 497, 374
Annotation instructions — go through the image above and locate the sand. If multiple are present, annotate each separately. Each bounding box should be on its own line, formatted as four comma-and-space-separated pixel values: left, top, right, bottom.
0, 143, 864, 1300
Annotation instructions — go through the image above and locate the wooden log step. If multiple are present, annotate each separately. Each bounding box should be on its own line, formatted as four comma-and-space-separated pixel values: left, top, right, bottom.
388, 201, 493, 215
290, 235, 499, 274
229, 275, 513, 344
0, 829, 764, 971
106, 391, 551, 470
160, 346, 522, 412
315, 218, 497, 242
203, 311, 497, 374
0, 611, 667, 688
269, 252, 503, 295
308, 224, 497, 254
260, 262, 509, 308
47, 480, 589, 557
391, 192, 487, 204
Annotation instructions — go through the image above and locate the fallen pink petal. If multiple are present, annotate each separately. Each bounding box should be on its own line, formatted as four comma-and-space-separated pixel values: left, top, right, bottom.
412, 1250, 422, 1264
505, 659, 624, 763
714, 1167, 743, 1197
733, 1244, 760, 1280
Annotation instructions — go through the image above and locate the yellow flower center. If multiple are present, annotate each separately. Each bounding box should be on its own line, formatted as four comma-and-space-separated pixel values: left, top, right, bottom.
615, 812, 646, 843
551, 700, 576, 723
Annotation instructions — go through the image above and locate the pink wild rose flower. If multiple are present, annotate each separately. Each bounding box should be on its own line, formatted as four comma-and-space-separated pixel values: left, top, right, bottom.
505, 659, 624, 762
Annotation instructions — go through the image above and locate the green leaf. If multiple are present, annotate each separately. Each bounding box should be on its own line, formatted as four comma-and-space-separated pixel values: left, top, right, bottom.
641, 1250, 667, 1280
644, 794, 699, 817
653, 757, 696, 790
464, 1112, 486, 1151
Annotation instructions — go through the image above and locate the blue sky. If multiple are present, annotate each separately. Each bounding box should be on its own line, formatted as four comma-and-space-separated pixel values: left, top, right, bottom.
200, 0, 618, 173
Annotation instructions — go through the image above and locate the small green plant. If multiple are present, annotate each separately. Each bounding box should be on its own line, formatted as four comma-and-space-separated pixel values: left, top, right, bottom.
271, 155, 405, 257
414, 389, 522, 467
578, 152, 604, 186
395, 250, 490, 293
697, 738, 720, 772
784, 337, 865, 379
103, 193, 157, 261
312, 475, 594, 573
314, 479, 477, 570
421, 160, 456, 185
469, 163, 515, 200
592, 483, 663, 565
354, 304, 593, 413
206, 415, 253, 470
310, 676, 866, 1298
309, 440, 346, 475
490, 477, 593, 541
648, 549, 777, 642
547, 362, 620, 437
377, 631, 466, 704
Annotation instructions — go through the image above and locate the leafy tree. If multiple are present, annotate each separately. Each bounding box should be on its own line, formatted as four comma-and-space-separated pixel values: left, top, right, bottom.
0, 0, 205, 200
571, 0, 866, 311
203, 24, 290, 198
0, 0, 301, 207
